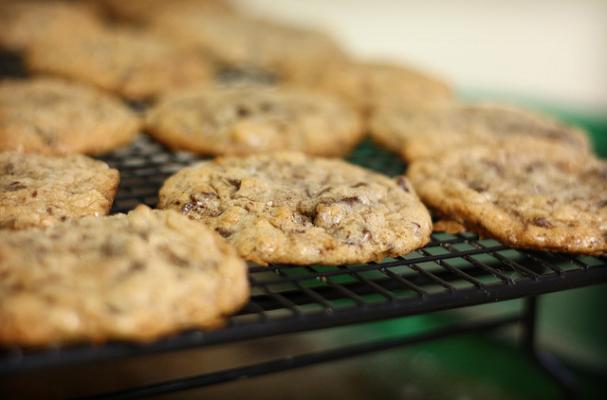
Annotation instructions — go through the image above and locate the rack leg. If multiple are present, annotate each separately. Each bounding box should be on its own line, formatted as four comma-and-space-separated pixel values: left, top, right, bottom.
521, 296, 578, 400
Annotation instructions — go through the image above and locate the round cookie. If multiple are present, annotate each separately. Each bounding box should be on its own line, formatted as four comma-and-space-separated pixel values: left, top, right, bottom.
0, 151, 119, 230
0, 205, 249, 346
0, 78, 140, 155
158, 153, 432, 265
407, 140, 607, 255
0, 1, 103, 51
25, 27, 213, 100
302, 60, 453, 114
371, 103, 590, 162
151, 11, 346, 81
146, 85, 364, 156
100, 0, 235, 23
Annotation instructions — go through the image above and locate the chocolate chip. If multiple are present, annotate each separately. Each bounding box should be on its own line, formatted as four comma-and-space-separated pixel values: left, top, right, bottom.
395, 176, 410, 192
227, 178, 241, 190
215, 227, 233, 238
181, 192, 222, 217
362, 228, 372, 241
31, 190, 38, 198
129, 261, 145, 272
236, 105, 250, 117
598, 200, 607, 208
181, 202, 194, 214
531, 217, 552, 228
6, 181, 26, 191
340, 196, 360, 206
468, 180, 487, 192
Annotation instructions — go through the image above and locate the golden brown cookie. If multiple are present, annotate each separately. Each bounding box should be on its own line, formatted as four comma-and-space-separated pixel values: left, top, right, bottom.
302, 60, 453, 114
0, 151, 119, 230
407, 140, 607, 255
145, 85, 364, 156
25, 27, 213, 100
0, 205, 249, 346
0, 78, 140, 155
158, 153, 432, 265
100, 0, 235, 23
0, 1, 103, 52
151, 11, 346, 81
371, 103, 590, 162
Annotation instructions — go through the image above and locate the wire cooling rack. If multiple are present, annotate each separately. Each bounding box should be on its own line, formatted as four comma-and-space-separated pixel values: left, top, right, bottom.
1, 135, 606, 382
1, 51, 607, 398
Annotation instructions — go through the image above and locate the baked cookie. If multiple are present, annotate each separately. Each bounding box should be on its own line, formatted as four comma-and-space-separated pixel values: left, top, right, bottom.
101, 0, 235, 23
151, 11, 346, 81
371, 103, 590, 162
0, 78, 140, 154
0, 1, 103, 52
0, 151, 119, 230
301, 60, 453, 114
145, 85, 364, 156
158, 153, 432, 265
0, 205, 249, 346
407, 140, 607, 255
25, 27, 212, 100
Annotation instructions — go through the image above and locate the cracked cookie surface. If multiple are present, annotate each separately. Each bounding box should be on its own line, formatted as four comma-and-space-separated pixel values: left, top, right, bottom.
146, 85, 364, 156
371, 103, 590, 162
0, 151, 119, 229
407, 141, 607, 255
25, 28, 212, 100
158, 153, 432, 265
0, 205, 249, 346
0, 78, 140, 155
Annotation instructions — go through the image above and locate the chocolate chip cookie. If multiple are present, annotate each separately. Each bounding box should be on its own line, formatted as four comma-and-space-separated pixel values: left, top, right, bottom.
145, 85, 364, 156
0, 205, 249, 346
151, 11, 346, 81
0, 151, 119, 230
0, 78, 140, 155
0, 1, 103, 51
25, 27, 213, 100
101, 0, 235, 23
302, 60, 453, 114
370, 103, 590, 162
158, 153, 432, 265
407, 140, 607, 255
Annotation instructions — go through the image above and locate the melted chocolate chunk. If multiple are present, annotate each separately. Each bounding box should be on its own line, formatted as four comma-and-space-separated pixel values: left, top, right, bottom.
227, 178, 242, 190
215, 227, 233, 238
181, 192, 222, 217
340, 196, 360, 206
531, 217, 552, 228
5, 181, 26, 191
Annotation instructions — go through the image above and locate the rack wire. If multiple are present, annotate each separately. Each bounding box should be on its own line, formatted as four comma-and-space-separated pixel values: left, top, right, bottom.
1, 55, 607, 399
2, 135, 606, 378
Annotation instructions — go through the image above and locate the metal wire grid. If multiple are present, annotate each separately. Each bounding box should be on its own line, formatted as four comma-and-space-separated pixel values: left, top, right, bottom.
2, 134, 607, 376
